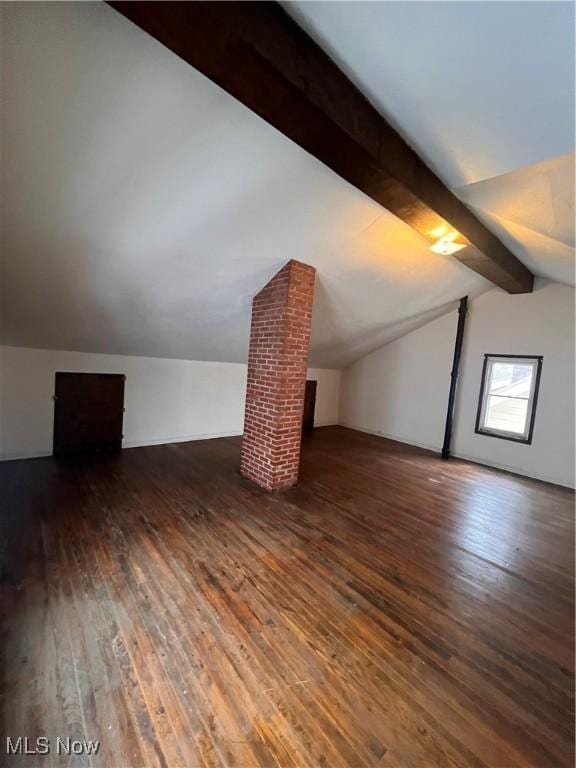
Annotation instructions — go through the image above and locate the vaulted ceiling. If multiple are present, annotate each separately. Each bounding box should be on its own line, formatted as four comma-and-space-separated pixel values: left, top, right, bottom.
288, 0, 575, 288
1, 1, 573, 368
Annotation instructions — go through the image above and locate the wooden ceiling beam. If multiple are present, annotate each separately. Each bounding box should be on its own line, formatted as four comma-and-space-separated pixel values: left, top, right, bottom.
108, 1, 534, 293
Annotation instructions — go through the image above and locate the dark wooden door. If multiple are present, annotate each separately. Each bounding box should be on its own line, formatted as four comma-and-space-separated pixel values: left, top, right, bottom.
302, 380, 317, 432
53, 373, 125, 457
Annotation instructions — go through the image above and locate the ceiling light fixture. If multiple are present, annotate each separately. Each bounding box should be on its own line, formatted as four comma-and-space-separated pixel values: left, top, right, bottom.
430, 234, 467, 256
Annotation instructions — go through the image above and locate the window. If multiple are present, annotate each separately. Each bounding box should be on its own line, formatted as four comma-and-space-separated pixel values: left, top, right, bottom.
475, 355, 542, 444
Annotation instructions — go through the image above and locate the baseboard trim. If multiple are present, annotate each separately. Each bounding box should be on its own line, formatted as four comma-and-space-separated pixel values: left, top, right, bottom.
123, 431, 243, 449
450, 450, 575, 490
8, 424, 568, 488
0, 431, 244, 462
0, 426, 344, 463
338, 422, 574, 489
0, 451, 52, 462
338, 422, 439, 454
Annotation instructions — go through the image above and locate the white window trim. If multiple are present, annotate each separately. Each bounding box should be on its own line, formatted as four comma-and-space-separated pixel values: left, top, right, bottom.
475, 355, 543, 444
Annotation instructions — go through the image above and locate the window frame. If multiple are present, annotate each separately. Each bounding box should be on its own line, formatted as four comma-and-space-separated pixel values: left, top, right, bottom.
474, 354, 543, 445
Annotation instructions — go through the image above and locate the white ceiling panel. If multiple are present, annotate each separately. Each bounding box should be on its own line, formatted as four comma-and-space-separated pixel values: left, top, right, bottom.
287, 0, 575, 188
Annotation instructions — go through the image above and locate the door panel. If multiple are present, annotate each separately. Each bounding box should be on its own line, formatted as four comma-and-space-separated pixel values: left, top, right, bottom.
302, 380, 317, 432
53, 373, 125, 457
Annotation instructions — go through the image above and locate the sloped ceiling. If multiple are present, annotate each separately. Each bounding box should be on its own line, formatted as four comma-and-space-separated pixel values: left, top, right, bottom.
287, 0, 575, 288
456, 155, 575, 285
1, 2, 573, 370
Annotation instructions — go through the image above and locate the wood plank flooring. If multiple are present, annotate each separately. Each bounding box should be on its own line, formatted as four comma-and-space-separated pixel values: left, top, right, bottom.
0, 426, 573, 767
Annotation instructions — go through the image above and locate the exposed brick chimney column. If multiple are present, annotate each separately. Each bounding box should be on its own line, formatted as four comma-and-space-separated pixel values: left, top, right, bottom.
240, 260, 316, 491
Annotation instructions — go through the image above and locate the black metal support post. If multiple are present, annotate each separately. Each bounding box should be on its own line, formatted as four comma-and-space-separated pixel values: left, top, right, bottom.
441, 296, 468, 460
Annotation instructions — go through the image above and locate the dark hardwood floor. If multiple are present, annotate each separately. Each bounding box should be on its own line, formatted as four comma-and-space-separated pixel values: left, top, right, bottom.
0, 426, 573, 767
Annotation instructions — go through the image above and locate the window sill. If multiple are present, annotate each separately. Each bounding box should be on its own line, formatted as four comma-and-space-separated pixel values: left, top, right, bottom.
475, 428, 532, 445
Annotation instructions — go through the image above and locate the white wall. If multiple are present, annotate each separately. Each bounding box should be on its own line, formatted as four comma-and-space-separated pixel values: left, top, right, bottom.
340, 279, 575, 488
0, 346, 341, 460
340, 310, 455, 452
